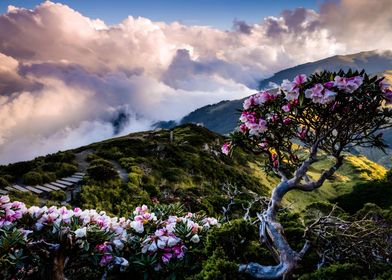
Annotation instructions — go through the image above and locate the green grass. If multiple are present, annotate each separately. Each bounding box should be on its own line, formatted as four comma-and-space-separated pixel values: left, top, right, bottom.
0, 124, 387, 215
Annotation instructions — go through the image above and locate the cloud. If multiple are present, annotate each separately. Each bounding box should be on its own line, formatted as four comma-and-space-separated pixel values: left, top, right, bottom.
0, 0, 391, 163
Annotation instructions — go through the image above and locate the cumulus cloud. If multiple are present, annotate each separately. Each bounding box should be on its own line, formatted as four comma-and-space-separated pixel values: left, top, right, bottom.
0, 0, 391, 163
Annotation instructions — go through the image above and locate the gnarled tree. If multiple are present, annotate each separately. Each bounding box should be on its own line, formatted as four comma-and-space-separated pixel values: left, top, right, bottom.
223, 70, 392, 279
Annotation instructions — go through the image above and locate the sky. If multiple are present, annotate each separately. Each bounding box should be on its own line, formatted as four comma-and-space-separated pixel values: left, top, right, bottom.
0, 0, 320, 29
0, 0, 392, 164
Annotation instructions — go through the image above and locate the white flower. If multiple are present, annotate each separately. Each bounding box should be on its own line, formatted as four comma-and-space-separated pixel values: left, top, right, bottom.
190, 234, 200, 243
74, 227, 87, 238
167, 236, 178, 247
35, 222, 44, 231
131, 221, 144, 233
148, 242, 158, 252
113, 239, 124, 250
157, 239, 166, 249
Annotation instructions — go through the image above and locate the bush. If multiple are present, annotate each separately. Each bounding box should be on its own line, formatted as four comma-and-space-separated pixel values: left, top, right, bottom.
56, 163, 78, 178
8, 190, 40, 207
86, 159, 118, 181
0, 196, 220, 279
22, 171, 43, 186
128, 172, 141, 186
298, 263, 364, 280
0, 177, 9, 188
48, 190, 66, 202
195, 248, 243, 280
41, 172, 56, 183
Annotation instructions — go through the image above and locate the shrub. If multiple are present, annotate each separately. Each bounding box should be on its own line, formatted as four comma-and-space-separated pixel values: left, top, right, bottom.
0, 196, 220, 279
298, 263, 364, 280
22, 171, 43, 186
41, 172, 56, 183
0, 177, 9, 188
56, 163, 78, 178
48, 190, 67, 201
86, 159, 118, 181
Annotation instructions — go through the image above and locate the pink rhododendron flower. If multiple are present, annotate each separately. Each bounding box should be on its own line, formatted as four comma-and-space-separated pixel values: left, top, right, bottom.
243, 96, 256, 110
254, 91, 272, 104
322, 90, 337, 104
247, 119, 267, 136
162, 252, 173, 264
334, 76, 363, 93
282, 104, 291, 112
283, 118, 291, 125
324, 81, 334, 88
305, 84, 337, 104
221, 142, 232, 155
239, 111, 257, 123
293, 74, 307, 85
239, 123, 248, 133
99, 254, 113, 266
281, 74, 306, 101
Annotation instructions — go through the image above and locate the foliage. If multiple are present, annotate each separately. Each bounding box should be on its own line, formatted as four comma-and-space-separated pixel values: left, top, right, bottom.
0, 196, 219, 279
0, 177, 9, 188
334, 177, 392, 213
86, 159, 119, 181
48, 190, 67, 202
223, 70, 392, 279
22, 171, 43, 186
226, 70, 392, 176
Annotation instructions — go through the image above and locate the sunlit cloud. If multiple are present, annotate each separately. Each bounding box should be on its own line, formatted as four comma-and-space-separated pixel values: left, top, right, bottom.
0, 0, 391, 163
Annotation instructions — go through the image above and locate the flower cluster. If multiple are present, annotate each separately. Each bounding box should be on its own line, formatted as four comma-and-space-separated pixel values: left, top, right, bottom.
0, 196, 27, 227
0, 196, 219, 277
222, 70, 392, 173
281, 74, 307, 101
130, 205, 157, 233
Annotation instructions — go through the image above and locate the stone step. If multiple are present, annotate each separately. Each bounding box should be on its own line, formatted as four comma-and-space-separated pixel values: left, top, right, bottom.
35, 185, 54, 192
71, 175, 84, 179
6, 186, 20, 192
12, 185, 29, 192
61, 177, 81, 183
0, 189, 8, 195
44, 184, 61, 191
74, 172, 86, 176
56, 180, 74, 186
24, 186, 43, 194
50, 182, 68, 189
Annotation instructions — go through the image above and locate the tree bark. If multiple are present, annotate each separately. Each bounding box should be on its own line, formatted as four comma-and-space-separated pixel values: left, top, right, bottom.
239, 142, 342, 279
52, 249, 67, 280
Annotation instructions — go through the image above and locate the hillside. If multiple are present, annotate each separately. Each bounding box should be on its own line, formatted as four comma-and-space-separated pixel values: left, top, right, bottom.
258, 50, 392, 89
0, 124, 387, 215
162, 51, 392, 135
157, 51, 392, 166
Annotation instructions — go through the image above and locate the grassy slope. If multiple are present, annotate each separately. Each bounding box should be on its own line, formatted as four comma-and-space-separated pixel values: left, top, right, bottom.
83, 124, 387, 213
1, 124, 387, 214
248, 153, 386, 210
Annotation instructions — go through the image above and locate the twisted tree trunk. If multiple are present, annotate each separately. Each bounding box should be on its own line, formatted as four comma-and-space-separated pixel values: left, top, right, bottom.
52, 249, 67, 280
239, 142, 343, 279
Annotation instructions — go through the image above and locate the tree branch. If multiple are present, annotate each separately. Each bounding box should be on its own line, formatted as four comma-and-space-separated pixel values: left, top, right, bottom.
295, 156, 344, 191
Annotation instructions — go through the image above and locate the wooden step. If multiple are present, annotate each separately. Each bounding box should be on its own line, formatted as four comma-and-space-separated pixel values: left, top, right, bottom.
0, 189, 8, 195
44, 184, 61, 191
12, 185, 29, 192
56, 180, 74, 186
6, 186, 20, 192
24, 186, 43, 194
35, 185, 54, 192
50, 182, 68, 189
61, 177, 82, 183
